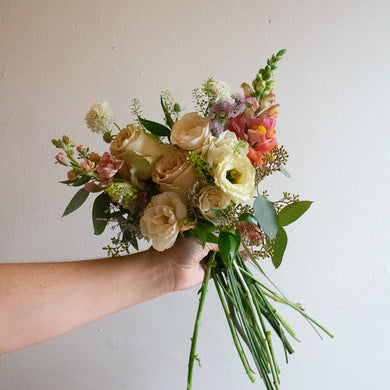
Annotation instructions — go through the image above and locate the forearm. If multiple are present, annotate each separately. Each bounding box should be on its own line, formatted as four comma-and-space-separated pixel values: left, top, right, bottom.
0, 248, 175, 355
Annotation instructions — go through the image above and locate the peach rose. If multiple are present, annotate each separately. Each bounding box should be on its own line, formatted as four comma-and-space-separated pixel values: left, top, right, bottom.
152, 150, 199, 192
198, 185, 232, 224
170, 112, 211, 151
110, 124, 165, 182
140, 192, 194, 251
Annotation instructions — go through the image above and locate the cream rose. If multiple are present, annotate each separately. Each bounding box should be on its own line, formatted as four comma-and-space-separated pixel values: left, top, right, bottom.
198, 185, 232, 224
110, 124, 165, 183
152, 150, 199, 192
202, 130, 248, 168
171, 112, 211, 151
213, 154, 255, 203
140, 192, 193, 251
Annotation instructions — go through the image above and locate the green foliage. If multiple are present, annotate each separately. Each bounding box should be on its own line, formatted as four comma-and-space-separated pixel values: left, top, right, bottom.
138, 117, 171, 137
192, 77, 215, 116
62, 188, 89, 217
130, 98, 142, 125
270, 226, 288, 268
92, 192, 110, 235
186, 151, 214, 184
60, 175, 91, 187
277, 201, 312, 226
160, 90, 181, 129
189, 222, 218, 247
238, 212, 258, 226
218, 230, 241, 267
253, 195, 278, 239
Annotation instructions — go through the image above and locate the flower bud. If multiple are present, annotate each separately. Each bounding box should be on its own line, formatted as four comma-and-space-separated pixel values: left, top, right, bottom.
55, 152, 67, 164
88, 152, 101, 163
84, 182, 100, 193
67, 170, 78, 180
103, 131, 114, 143
62, 135, 70, 143
80, 160, 95, 172
77, 145, 85, 153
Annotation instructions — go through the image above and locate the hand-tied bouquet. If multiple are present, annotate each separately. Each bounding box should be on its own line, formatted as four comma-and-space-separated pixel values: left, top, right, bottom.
53, 50, 332, 389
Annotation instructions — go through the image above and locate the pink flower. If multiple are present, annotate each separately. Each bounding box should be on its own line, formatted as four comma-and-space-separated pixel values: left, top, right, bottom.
55, 152, 67, 164
96, 152, 123, 179
227, 104, 279, 166
80, 160, 95, 172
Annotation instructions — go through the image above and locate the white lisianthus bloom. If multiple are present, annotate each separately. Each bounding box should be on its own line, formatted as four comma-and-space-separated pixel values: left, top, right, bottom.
198, 185, 232, 224
213, 153, 255, 203
171, 112, 211, 151
140, 192, 194, 251
85, 102, 114, 133
211, 80, 233, 102
202, 130, 248, 168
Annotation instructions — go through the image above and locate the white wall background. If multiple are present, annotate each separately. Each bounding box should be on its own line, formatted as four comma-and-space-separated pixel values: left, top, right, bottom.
1, 0, 389, 389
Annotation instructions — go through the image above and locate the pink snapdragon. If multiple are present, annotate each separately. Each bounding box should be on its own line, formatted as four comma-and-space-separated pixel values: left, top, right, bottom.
228, 104, 279, 166
96, 152, 123, 179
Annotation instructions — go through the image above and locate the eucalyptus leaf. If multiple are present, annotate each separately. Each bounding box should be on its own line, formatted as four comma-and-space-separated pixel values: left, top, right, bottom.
253, 195, 278, 239
92, 192, 110, 235
138, 117, 171, 137
271, 226, 288, 269
277, 201, 312, 227
62, 188, 89, 217
280, 165, 291, 178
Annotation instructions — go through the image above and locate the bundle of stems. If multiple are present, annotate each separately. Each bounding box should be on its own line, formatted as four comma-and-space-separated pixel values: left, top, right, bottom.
187, 250, 333, 390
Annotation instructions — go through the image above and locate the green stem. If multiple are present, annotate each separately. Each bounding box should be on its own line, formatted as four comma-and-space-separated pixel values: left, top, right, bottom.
213, 273, 255, 383
114, 122, 121, 132
187, 252, 215, 390
233, 261, 280, 389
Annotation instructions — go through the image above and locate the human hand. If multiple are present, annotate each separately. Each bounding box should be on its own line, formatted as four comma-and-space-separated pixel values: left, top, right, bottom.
163, 236, 250, 292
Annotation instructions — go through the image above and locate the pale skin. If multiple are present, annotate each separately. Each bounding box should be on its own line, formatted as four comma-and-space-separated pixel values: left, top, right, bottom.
0, 237, 219, 355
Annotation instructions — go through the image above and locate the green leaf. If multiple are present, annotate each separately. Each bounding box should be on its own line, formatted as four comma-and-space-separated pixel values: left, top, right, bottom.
253, 195, 278, 239
277, 201, 312, 227
62, 188, 89, 217
160, 95, 174, 129
123, 230, 138, 251
271, 226, 288, 268
138, 117, 171, 137
60, 176, 91, 186
238, 212, 258, 226
218, 231, 241, 267
92, 192, 110, 235
190, 223, 218, 247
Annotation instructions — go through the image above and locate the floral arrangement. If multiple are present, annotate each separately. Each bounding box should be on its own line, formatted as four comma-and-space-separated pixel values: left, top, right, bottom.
53, 50, 332, 389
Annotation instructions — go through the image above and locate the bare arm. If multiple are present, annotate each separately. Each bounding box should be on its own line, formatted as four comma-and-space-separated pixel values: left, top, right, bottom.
0, 237, 214, 355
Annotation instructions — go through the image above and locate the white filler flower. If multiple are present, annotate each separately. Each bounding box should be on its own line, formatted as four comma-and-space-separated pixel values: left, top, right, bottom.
85, 102, 114, 133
